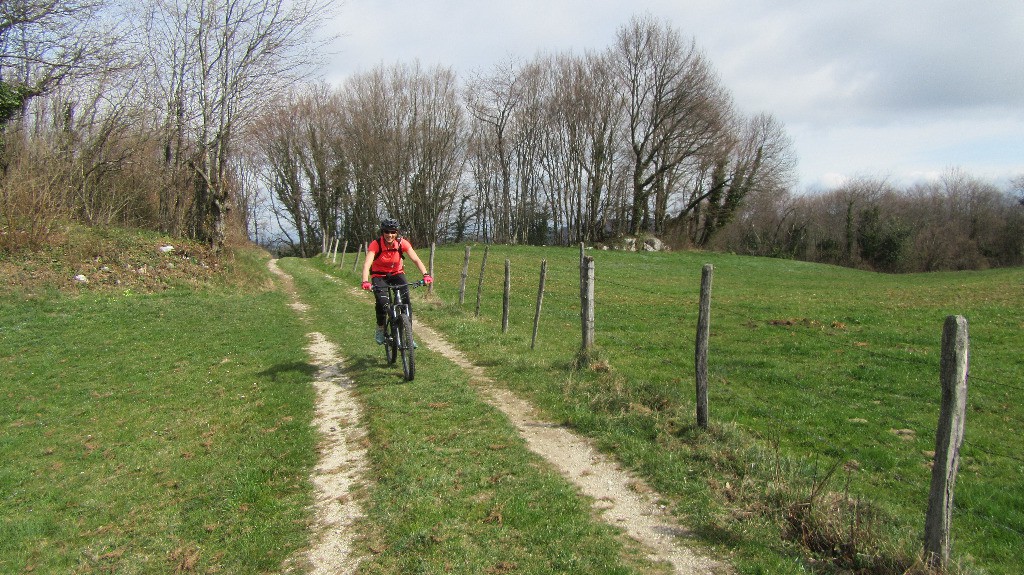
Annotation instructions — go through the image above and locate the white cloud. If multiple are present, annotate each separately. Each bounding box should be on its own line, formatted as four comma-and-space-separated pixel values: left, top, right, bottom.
324, 0, 1024, 190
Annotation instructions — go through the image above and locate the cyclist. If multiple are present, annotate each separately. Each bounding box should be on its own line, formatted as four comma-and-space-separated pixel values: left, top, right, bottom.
361, 218, 432, 344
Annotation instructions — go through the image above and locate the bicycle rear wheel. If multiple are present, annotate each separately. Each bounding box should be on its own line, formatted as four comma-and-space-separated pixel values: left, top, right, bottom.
384, 319, 398, 365
398, 313, 415, 381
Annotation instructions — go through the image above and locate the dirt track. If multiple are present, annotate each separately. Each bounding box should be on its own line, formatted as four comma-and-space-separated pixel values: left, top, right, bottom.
271, 259, 729, 574
270, 260, 366, 575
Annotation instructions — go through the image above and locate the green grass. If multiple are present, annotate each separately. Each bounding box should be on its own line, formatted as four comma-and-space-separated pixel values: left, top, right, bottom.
4, 232, 1020, 574
0, 254, 316, 574
313, 244, 1022, 575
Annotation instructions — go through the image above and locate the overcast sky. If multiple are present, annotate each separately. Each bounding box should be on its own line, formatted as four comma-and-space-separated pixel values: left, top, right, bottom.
323, 0, 1024, 191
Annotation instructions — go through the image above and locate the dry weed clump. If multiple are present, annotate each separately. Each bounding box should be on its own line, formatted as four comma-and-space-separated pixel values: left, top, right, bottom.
782, 492, 924, 574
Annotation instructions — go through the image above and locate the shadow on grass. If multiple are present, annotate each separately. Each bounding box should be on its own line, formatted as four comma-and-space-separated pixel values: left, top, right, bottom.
258, 361, 317, 382
339, 354, 416, 387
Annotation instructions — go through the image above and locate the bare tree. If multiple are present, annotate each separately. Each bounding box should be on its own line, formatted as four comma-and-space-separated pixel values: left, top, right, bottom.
903, 169, 1022, 270
341, 62, 464, 245
252, 92, 311, 255
0, 0, 144, 250
0, 0, 125, 124
689, 112, 796, 246
140, 0, 333, 252
49, 73, 156, 226
400, 64, 465, 245
296, 83, 346, 249
464, 118, 498, 241
611, 14, 731, 236
534, 52, 622, 245
507, 59, 548, 244
464, 59, 522, 243
1012, 174, 1024, 205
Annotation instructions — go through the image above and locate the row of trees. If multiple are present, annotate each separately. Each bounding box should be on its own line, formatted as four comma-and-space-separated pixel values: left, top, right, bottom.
2, 2, 1021, 271
713, 170, 1024, 271
255, 16, 797, 255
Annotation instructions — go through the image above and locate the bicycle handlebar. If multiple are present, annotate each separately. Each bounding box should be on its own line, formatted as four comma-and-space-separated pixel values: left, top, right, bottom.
370, 279, 427, 292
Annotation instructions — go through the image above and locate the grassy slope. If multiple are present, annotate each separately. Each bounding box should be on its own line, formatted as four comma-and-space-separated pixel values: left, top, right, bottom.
0, 243, 317, 574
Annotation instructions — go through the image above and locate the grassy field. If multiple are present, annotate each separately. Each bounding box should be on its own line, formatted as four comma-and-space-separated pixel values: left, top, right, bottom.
2, 230, 1020, 574
316, 243, 1022, 575
0, 246, 318, 574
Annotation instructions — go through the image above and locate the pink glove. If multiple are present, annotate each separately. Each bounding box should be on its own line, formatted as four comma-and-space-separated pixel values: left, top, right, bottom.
361, 281, 371, 290
423, 274, 433, 285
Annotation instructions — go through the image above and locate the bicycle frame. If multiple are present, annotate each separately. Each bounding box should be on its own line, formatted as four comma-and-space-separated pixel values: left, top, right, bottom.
372, 279, 425, 380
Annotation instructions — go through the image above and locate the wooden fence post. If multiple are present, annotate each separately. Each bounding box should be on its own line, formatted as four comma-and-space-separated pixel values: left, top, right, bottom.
695, 264, 713, 430
339, 240, 348, 270
581, 256, 595, 354
428, 243, 436, 296
459, 245, 470, 305
502, 258, 511, 333
475, 245, 489, 317
924, 315, 969, 570
352, 242, 363, 273
531, 259, 547, 350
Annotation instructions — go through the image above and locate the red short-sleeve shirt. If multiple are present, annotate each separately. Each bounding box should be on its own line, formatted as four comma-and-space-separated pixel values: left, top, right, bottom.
368, 237, 411, 277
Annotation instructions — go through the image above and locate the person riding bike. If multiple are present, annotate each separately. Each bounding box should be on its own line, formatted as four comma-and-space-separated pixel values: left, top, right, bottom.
361, 218, 432, 344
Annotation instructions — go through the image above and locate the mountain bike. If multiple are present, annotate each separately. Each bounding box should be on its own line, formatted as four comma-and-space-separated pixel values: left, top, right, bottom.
373, 279, 425, 381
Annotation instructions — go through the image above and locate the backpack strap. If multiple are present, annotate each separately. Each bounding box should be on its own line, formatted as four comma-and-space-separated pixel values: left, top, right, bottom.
371, 236, 406, 262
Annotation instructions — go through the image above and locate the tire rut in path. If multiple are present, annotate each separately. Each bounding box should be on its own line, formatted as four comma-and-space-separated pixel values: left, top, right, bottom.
269, 260, 365, 575
413, 322, 731, 575
301, 332, 367, 575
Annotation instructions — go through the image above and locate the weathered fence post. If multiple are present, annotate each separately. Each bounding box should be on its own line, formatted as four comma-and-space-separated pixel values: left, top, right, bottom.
502, 259, 511, 333
339, 240, 348, 270
352, 242, 363, 273
459, 245, 470, 305
924, 315, 969, 570
331, 238, 339, 263
428, 243, 436, 296
531, 259, 547, 350
695, 264, 713, 430
475, 245, 489, 317
581, 256, 595, 355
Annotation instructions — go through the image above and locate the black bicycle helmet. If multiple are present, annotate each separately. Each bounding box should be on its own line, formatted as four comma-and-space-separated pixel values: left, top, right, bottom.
380, 218, 400, 232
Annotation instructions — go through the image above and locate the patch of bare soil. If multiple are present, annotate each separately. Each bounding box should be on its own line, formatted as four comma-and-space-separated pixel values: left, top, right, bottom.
302, 332, 367, 575
413, 322, 732, 575
269, 260, 366, 575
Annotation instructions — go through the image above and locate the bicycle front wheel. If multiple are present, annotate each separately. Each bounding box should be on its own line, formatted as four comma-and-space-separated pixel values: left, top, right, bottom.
398, 313, 415, 381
